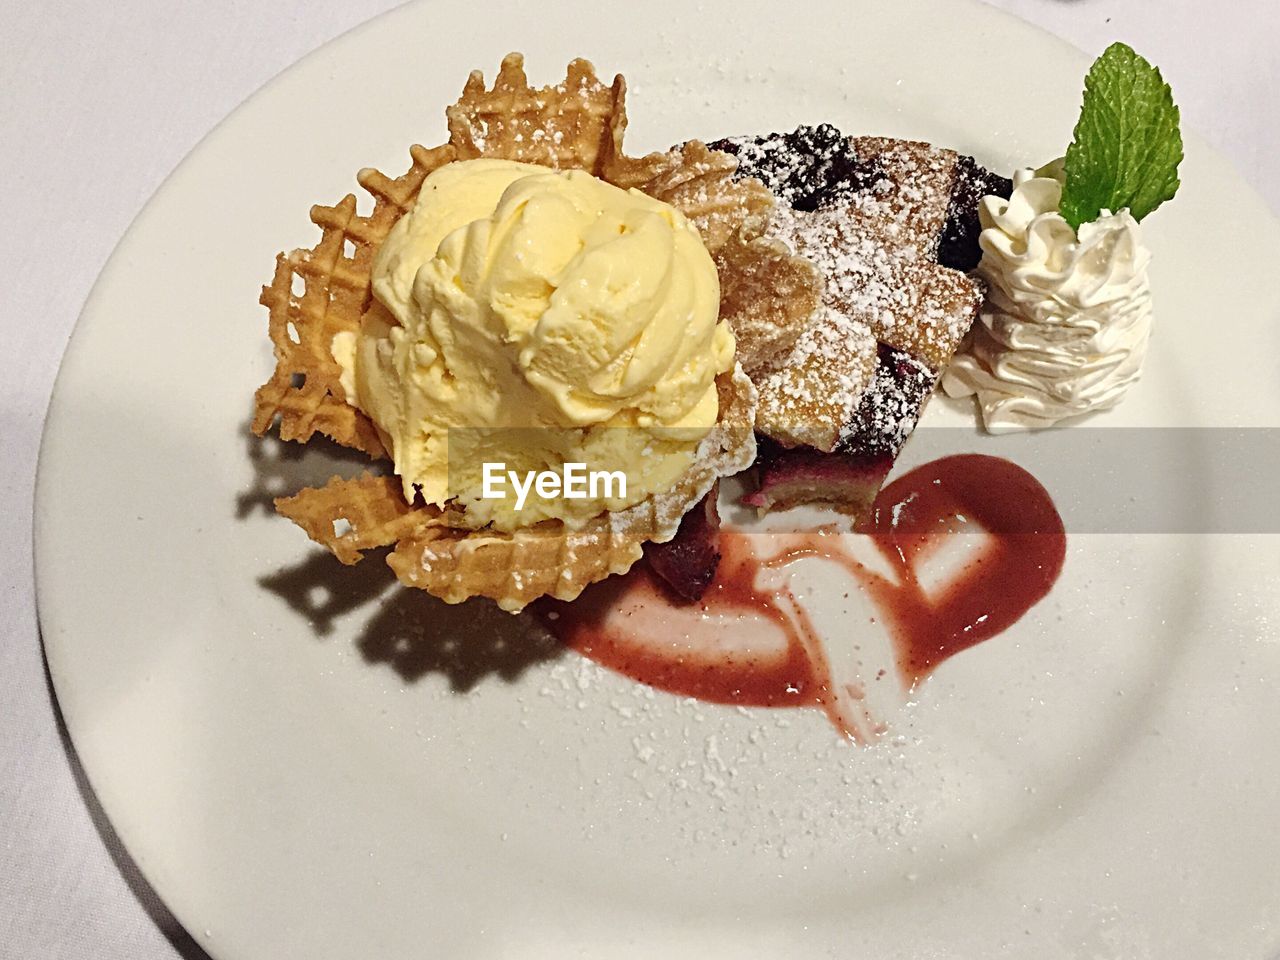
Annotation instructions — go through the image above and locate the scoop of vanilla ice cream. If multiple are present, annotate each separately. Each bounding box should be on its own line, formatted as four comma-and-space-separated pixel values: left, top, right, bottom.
345, 158, 733, 530
942, 163, 1153, 431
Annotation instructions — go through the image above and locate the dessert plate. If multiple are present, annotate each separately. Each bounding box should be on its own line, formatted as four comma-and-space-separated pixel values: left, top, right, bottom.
36, 0, 1280, 957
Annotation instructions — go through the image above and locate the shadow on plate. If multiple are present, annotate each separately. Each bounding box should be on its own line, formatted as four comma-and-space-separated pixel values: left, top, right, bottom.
234, 420, 374, 521
259, 548, 563, 690
242, 420, 565, 691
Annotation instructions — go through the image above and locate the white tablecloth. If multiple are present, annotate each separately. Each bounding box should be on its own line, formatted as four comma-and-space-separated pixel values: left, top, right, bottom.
2, 1, 1275, 956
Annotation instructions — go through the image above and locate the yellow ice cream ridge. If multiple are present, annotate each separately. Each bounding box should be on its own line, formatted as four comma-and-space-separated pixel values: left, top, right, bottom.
340, 158, 734, 531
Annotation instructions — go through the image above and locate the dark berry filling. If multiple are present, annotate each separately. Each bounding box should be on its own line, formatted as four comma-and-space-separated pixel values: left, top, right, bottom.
711, 125, 887, 213
836, 343, 937, 460
938, 154, 1013, 272
645, 486, 722, 602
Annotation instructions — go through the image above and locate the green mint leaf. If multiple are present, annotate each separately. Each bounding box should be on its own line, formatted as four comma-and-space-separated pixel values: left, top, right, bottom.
1060, 42, 1183, 230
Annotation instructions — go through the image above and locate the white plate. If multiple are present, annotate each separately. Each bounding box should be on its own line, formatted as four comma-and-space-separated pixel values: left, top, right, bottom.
36, 0, 1280, 957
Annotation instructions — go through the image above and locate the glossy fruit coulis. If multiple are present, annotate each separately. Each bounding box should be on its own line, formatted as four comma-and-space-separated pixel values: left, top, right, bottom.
540, 455, 1066, 740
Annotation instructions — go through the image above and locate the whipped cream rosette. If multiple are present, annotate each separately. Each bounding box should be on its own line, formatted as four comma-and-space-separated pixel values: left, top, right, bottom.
942, 163, 1154, 431
944, 42, 1181, 432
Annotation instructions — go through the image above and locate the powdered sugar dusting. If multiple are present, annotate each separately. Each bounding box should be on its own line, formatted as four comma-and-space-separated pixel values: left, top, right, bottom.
755, 298, 877, 452
840, 345, 936, 458
719, 127, 984, 452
